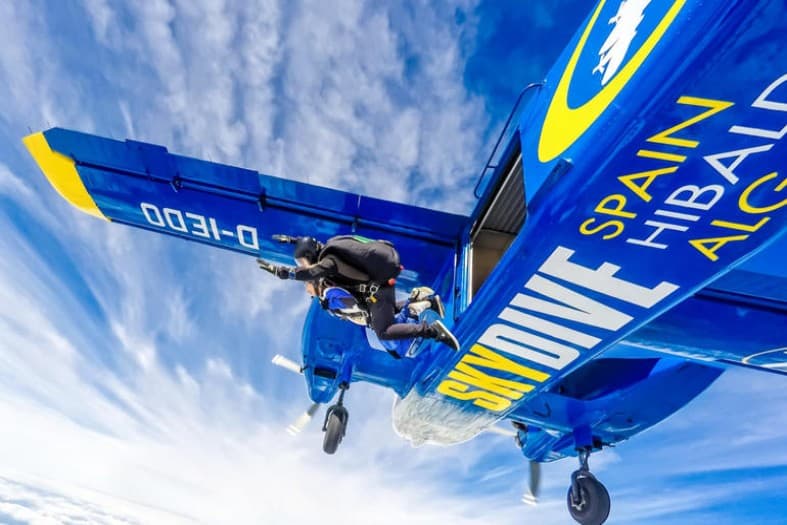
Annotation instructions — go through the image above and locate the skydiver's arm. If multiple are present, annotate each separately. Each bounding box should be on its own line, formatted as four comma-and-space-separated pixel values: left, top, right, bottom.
293, 258, 337, 280
275, 258, 337, 281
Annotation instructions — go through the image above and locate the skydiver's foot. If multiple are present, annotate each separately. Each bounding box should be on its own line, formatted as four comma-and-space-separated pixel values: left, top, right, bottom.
409, 286, 435, 302
407, 300, 431, 318
429, 320, 459, 351
407, 289, 445, 318
429, 295, 445, 318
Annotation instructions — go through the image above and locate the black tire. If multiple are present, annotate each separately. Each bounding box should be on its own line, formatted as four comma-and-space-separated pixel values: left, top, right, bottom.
567, 474, 611, 525
322, 410, 346, 455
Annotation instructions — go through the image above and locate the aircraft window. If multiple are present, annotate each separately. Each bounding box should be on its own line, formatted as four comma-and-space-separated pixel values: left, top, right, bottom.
468, 152, 525, 301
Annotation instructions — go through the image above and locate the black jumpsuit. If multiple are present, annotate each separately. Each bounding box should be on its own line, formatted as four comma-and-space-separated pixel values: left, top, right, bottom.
291, 255, 432, 340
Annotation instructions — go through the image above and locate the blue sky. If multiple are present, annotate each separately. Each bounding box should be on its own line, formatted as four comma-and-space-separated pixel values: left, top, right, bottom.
0, 0, 786, 523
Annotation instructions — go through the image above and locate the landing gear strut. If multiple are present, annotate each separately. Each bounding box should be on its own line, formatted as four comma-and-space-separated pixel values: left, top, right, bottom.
322, 383, 349, 455
567, 448, 610, 525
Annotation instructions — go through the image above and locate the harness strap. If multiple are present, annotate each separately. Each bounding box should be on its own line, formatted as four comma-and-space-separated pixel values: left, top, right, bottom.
354, 282, 379, 294
346, 282, 382, 304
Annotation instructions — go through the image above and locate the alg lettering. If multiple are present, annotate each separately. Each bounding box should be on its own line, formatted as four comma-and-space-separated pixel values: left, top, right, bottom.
580, 73, 787, 262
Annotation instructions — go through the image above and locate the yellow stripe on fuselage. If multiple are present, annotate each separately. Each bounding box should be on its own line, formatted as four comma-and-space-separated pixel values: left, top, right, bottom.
22, 132, 108, 221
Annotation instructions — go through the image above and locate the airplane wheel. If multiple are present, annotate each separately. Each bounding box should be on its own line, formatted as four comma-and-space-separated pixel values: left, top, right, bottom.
322, 408, 347, 455
567, 474, 610, 525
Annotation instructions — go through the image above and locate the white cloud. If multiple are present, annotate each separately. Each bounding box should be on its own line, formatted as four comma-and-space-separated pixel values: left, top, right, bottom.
0, 2, 96, 134
0, 474, 165, 525
118, 100, 137, 139
271, 1, 486, 209
0, 162, 34, 201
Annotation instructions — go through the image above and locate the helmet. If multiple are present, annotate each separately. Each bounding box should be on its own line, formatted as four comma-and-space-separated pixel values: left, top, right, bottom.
293, 236, 323, 264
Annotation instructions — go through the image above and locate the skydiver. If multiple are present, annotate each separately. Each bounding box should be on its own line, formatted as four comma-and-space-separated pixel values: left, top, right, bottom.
268, 236, 459, 352
308, 279, 446, 358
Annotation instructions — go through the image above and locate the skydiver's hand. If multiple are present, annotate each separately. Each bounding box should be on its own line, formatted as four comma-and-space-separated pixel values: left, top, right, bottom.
275, 266, 293, 280
257, 258, 276, 274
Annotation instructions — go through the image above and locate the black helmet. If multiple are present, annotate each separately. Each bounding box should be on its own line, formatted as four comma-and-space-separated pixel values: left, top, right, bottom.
293, 237, 323, 264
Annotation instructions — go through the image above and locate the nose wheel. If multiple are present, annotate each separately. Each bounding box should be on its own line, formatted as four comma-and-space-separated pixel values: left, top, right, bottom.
567, 448, 610, 525
322, 383, 349, 455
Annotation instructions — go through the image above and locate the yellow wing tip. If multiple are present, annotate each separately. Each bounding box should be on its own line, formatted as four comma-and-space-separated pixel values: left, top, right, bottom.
22, 131, 108, 221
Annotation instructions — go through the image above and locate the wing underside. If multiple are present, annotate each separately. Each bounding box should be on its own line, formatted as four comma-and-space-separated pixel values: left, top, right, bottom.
23, 128, 468, 289
629, 267, 787, 375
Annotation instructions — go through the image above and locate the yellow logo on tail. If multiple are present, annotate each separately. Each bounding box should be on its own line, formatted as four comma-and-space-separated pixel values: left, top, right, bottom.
538, 0, 686, 163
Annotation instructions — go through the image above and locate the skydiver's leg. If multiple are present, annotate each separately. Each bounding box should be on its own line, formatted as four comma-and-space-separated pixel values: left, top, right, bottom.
408, 286, 445, 318
378, 322, 433, 340
370, 286, 456, 348
407, 300, 432, 318
368, 286, 394, 334
370, 286, 412, 339
370, 287, 428, 339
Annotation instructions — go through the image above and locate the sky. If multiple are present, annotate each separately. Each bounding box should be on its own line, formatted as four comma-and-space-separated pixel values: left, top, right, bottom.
0, 0, 786, 524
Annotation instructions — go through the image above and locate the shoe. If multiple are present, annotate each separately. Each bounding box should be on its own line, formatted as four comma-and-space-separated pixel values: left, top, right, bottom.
407, 300, 431, 318
430, 320, 459, 351
429, 295, 445, 318
409, 286, 435, 302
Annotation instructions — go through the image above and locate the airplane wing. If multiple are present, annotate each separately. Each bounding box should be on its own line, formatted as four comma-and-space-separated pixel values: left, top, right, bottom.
23, 128, 467, 290
629, 268, 787, 375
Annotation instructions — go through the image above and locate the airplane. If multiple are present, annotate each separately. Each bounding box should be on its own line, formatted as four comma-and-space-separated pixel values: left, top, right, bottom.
20, 0, 786, 523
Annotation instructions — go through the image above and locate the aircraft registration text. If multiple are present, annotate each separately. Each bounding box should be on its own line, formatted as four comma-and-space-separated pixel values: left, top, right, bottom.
140, 202, 260, 251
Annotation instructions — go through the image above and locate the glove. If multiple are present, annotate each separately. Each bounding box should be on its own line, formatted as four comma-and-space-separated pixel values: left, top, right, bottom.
256, 258, 276, 274
275, 265, 293, 280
